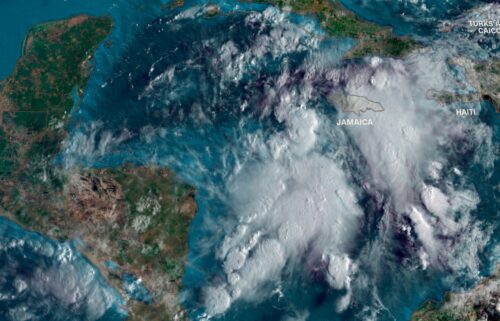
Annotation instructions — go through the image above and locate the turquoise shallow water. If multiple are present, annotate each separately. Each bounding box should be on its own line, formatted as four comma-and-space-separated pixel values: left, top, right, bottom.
0, 0, 116, 79
0, 217, 127, 320
339, 0, 486, 36
0, 1, 499, 320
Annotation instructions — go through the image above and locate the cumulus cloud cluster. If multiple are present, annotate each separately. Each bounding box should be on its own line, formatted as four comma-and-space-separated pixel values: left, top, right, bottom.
202, 28, 494, 318
336, 52, 493, 274
206, 107, 364, 315
434, 3, 500, 58
0, 220, 123, 321
60, 4, 497, 319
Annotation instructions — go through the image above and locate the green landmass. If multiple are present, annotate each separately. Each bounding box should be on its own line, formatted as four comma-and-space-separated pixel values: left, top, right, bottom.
411, 301, 461, 321
411, 268, 500, 321
163, 0, 185, 10
253, 0, 418, 58
0, 15, 195, 321
473, 59, 500, 111
428, 57, 500, 112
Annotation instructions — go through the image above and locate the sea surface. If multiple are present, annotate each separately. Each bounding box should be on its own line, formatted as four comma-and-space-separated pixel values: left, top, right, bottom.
0, 1, 499, 321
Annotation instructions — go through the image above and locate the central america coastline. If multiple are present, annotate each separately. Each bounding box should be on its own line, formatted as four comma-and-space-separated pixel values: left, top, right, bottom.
0, 0, 498, 319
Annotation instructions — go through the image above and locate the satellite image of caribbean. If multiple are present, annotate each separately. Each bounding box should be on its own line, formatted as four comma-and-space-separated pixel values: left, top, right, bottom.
0, 1, 498, 321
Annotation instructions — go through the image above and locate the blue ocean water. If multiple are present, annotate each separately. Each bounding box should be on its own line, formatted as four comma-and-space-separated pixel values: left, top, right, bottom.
0, 0, 114, 80
0, 218, 126, 320
1, 1, 499, 321
339, 0, 486, 36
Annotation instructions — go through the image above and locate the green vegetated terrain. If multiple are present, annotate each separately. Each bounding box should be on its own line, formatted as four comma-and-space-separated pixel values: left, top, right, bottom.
411, 301, 462, 321
428, 58, 500, 113
473, 59, 500, 111
257, 0, 418, 58
0, 15, 195, 321
0, 15, 112, 179
411, 268, 500, 321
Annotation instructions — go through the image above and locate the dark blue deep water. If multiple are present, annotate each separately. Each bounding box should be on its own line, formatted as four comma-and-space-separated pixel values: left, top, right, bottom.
0, 218, 126, 320
339, 0, 490, 36
1, 1, 499, 320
